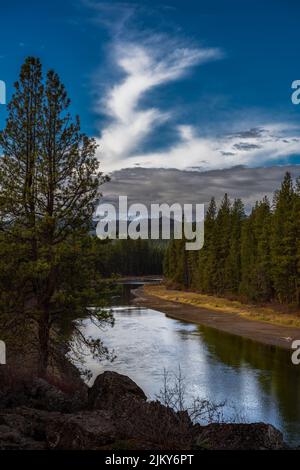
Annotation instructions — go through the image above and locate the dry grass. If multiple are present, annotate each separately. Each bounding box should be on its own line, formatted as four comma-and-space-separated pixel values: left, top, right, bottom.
145, 285, 300, 328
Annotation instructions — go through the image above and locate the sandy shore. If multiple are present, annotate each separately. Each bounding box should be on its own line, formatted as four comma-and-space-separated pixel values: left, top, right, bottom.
133, 286, 300, 351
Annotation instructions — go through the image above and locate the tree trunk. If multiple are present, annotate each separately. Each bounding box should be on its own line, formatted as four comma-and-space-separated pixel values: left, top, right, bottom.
38, 309, 50, 377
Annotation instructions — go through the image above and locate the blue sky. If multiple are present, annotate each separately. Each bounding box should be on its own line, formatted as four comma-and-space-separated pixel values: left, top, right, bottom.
1, 0, 300, 189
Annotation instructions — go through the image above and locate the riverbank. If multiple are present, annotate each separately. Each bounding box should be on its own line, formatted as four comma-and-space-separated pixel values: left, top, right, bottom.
134, 285, 300, 350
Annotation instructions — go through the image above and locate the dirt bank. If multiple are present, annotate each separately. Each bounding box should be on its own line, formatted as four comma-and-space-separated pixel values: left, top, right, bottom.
133, 286, 300, 351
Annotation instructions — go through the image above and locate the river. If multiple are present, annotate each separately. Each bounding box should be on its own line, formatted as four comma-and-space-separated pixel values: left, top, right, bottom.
81, 283, 300, 446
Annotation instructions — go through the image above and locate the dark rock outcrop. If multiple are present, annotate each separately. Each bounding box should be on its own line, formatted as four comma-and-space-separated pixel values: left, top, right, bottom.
0, 371, 290, 450
46, 410, 117, 449
194, 422, 286, 450
0, 407, 50, 449
0, 377, 87, 412
88, 371, 146, 409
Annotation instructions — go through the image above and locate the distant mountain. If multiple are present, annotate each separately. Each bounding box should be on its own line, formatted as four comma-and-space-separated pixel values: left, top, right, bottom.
91, 215, 177, 242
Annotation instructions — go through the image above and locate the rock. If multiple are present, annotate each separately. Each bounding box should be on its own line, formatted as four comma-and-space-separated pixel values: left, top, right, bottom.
194, 422, 287, 450
0, 378, 87, 412
0, 407, 51, 450
46, 410, 117, 450
88, 371, 146, 410
110, 397, 194, 450
28, 378, 87, 412
0, 371, 290, 450
0, 392, 194, 450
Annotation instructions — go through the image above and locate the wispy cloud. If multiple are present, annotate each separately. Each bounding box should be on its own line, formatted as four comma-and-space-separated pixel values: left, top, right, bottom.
95, 36, 300, 173
90, 2, 300, 174
83, 0, 137, 36
95, 38, 221, 171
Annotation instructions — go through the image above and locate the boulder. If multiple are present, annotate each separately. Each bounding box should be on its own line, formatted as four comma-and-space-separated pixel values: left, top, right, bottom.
194, 422, 286, 450
0, 378, 87, 412
0, 407, 51, 450
46, 410, 117, 450
110, 397, 194, 450
88, 371, 146, 410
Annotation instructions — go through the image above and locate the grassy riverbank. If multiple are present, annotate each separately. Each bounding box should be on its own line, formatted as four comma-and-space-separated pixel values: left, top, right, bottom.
144, 285, 300, 329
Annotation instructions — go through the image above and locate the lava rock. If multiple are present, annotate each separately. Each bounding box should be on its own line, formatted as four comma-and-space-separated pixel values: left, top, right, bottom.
0, 378, 87, 412
194, 422, 286, 450
88, 371, 147, 410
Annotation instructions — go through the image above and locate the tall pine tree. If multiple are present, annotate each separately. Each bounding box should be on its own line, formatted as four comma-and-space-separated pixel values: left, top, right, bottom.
0, 57, 111, 375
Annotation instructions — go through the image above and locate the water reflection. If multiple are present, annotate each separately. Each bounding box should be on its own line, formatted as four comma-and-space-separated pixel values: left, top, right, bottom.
199, 325, 300, 438
81, 305, 300, 445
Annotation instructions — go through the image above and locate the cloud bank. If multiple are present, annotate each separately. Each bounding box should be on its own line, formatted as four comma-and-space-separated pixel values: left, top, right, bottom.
102, 165, 300, 213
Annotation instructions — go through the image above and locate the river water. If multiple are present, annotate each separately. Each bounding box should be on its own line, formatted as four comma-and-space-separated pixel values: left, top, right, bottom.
81, 283, 300, 446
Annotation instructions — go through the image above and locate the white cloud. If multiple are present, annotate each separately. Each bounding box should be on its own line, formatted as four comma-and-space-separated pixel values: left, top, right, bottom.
95, 38, 300, 174
124, 123, 300, 171
95, 39, 221, 171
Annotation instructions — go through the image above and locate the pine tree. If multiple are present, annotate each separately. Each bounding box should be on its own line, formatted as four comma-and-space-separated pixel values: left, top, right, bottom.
240, 213, 256, 300
198, 197, 217, 293
214, 194, 231, 295
0, 57, 110, 375
253, 197, 272, 301
225, 198, 245, 294
270, 172, 297, 304
294, 178, 300, 305
293, 178, 300, 305
240, 198, 272, 302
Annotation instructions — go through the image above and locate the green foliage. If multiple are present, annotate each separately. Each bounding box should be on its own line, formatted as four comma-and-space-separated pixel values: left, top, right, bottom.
270, 173, 298, 304
0, 57, 112, 374
164, 172, 300, 306
93, 238, 164, 277
240, 197, 272, 301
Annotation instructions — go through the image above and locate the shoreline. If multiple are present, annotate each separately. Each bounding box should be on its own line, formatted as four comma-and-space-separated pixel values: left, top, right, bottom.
133, 286, 300, 351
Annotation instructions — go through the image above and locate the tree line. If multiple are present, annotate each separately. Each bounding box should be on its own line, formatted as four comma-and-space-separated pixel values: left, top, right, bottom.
93, 238, 164, 277
164, 172, 300, 306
